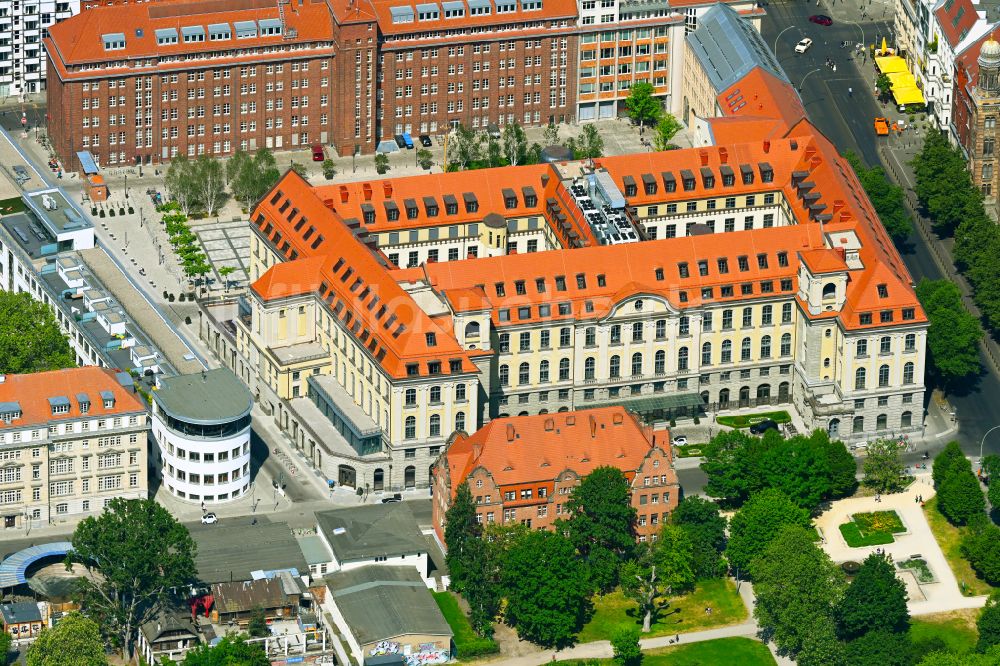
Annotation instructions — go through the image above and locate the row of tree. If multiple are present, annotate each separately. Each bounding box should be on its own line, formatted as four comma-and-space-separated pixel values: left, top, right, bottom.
844, 151, 912, 244
916, 279, 984, 387
446, 121, 605, 172
165, 149, 282, 216
161, 204, 212, 284
914, 131, 1000, 335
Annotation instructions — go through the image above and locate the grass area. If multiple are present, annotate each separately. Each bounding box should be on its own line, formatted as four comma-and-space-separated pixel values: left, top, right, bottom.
0, 196, 26, 215
432, 591, 499, 660
715, 411, 791, 429
675, 444, 706, 458
576, 578, 747, 643
839, 521, 895, 547
923, 496, 998, 597
854, 510, 906, 534
899, 557, 936, 583
556, 637, 775, 666
910, 610, 980, 655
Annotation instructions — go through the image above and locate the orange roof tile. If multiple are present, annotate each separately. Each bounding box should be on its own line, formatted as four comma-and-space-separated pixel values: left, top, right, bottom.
251, 255, 327, 301
368, 0, 577, 37
443, 407, 669, 490
0, 367, 145, 429
799, 248, 848, 274
716, 68, 806, 130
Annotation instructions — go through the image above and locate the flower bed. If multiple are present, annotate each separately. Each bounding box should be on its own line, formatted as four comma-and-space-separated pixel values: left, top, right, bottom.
715, 411, 792, 429
854, 510, 906, 535
899, 558, 936, 584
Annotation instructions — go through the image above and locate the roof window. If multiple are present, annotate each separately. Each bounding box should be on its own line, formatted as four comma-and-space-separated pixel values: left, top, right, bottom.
102, 32, 126, 50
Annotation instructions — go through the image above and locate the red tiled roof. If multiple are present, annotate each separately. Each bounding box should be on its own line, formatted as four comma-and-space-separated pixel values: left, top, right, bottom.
368, 0, 577, 37
0, 367, 145, 429
934, 0, 979, 49
443, 407, 669, 490
716, 68, 806, 131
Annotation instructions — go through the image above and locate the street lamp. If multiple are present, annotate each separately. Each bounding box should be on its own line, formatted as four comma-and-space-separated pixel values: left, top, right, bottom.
798, 68, 825, 93
979, 424, 1000, 467
774, 25, 798, 56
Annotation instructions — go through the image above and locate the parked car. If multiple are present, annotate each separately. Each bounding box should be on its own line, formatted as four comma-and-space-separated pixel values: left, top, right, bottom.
672, 435, 688, 447
311, 144, 325, 161
809, 14, 833, 25
402, 133, 415, 149
418, 134, 433, 147
393, 134, 407, 149
794, 38, 813, 53
381, 493, 403, 503
201, 512, 218, 525
749, 419, 780, 435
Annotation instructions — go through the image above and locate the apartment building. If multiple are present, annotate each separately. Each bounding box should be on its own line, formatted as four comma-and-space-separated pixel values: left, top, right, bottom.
0, 0, 77, 98
954, 36, 1000, 214
432, 407, 679, 539
0, 367, 148, 529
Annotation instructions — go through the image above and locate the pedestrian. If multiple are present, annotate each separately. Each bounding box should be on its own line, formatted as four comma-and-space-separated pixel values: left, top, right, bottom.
676, 634, 680, 643
849, 87, 853, 96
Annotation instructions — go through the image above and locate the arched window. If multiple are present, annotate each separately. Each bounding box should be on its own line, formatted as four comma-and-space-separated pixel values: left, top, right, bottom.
780, 333, 792, 356
876, 413, 888, 430
721, 340, 732, 363
519, 362, 530, 385
822, 283, 837, 299
719, 388, 730, 406
757, 384, 771, 399
701, 342, 712, 366
430, 386, 441, 403
903, 362, 915, 385
855, 367, 866, 390
741, 337, 752, 361
678, 347, 689, 371
901, 411, 912, 428
609, 355, 621, 379
760, 335, 772, 359
700, 391, 710, 405
878, 364, 890, 387
455, 412, 466, 432
828, 419, 840, 438
429, 414, 441, 437
539, 360, 550, 383
499, 365, 509, 386
559, 358, 570, 380
853, 415, 864, 434
654, 350, 666, 374
631, 353, 643, 376
584, 357, 596, 380
778, 382, 790, 401
404, 465, 416, 489
373, 468, 384, 491
405, 416, 416, 439
739, 386, 751, 404
464, 321, 481, 338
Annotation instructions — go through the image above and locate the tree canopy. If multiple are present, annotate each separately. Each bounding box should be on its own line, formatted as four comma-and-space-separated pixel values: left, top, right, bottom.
961, 516, 1000, 585
624, 82, 661, 126
835, 553, 909, 640
916, 279, 982, 386
653, 114, 683, 151
862, 439, 907, 494
560, 466, 637, 593
228, 148, 281, 210
843, 628, 912, 666
620, 524, 695, 632
844, 151, 912, 244
938, 468, 986, 525
977, 592, 1000, 652
934, 441, 969, 489
176, 634, 269, 666
444, 482, 479, 593
68, 498, 197, 658
726, 489, 811, 577
670, 496, 727, 579
0, 291, 75, 374
26, 612, 107, 666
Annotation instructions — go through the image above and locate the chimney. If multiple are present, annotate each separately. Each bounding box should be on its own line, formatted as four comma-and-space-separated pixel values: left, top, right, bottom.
835, 247, 847, 262
718, 147, 728, 164
544, 418, 554, 431
589, 414, 597, 439
383, 181, 393, 197
805, 145, 817, 159
699, 149, 709, 166
832, 200, 845, 215
763, 140, 771, 153
541, 173, 550, 186
339, 185, 349, 203
362, 183, 373, 201
566, 415, 576, 426
790, 139, 799, 151
323, 198, 335, 210
506, 424, 515, 442
612, 412, 623, 425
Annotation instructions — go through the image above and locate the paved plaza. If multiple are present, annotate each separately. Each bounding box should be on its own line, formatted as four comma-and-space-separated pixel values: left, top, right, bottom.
192, 220, 251, 291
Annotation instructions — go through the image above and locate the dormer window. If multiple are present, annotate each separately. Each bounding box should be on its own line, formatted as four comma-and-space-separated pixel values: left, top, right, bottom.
101, 390, 115, 409
642, 174, 657, 195
678, 262, 689, 278
515, 280, 526, 295
681, 170, 696, 191
623, 176, 637, 197
426, 333, 437, 346
698, 260, 708, 276
877, 284, 888, 298
701, 167, 715, 188
405, 199, 419, 219
48, 397, 70, 415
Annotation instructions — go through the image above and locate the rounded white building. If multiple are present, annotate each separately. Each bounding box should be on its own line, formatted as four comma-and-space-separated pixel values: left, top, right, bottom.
152, 369, 253, 505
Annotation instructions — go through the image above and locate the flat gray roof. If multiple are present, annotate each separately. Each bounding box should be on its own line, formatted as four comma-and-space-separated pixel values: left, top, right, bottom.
24, 190, 91, 236
316, 504, 427, 563
327, 566, 451, 646
155, 368, 251, 424
192, 521, 307, 584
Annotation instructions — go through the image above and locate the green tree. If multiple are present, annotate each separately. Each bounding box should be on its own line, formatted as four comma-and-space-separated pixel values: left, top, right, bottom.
0, 631, 10, 663
844, 151, 912, 243
938, 467, 986, 525
625, 82, 660, 127
444, 482, 479, 593
67, 498, 197, 658
916, 279, 982, 386
835, 553, 909, 639
577, 124, 605, 159
321, 158, 337, 179
501, 122, 528, 166
560, 466, 637, 593
416, 149, 433, 170
501, 529, 591, 648
0, 291, 75, 374
448, 124, 481, 171
670, 496, 726, 579
961, 516, 1000, 585
844, 628, 912, 666
229, 149, 281, 209
652, 113, 683, 151
374, 153, 390, 174
918, 645, 1000, 666
700, 429, 769, 506
726, 489, 810, 577
977, 591, 1000, 652
218, 265, 237, 292
875, 72, 893, 99
247, 607, 268, 638
166, 155, 200, 215
933, 441, 969, 489
862, 439, 906, 494
179, 634, 269, 666
542, 122, 560, 146
620, 524, 695, 632
226, 149, 251, 184
751, 525, 846, 664
193, 155, 226, 217
913, 130, 983, 237
463, 534, 502, 637
611, 625, 642, 666
485, 136, 503, 168
26, 612, 107, 666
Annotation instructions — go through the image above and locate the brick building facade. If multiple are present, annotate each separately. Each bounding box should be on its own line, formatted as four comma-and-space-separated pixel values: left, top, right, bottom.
954, 36, 1000, 218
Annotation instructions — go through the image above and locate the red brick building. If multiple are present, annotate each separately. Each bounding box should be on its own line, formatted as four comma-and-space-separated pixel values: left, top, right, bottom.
432, 407, 680, 541
44, 0, 581, 168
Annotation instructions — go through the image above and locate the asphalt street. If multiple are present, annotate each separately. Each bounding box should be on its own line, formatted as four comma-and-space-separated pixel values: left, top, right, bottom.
762, 1, 1000, 461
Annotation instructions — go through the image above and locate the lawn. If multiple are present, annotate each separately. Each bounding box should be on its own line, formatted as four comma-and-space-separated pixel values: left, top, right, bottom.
0, 196, 26, 215
910, 610, 979, 655
715, 411, 791, 429
839, 521, 895, 547
556, 637, 775, 666
923, 496, 997, 596
576, 578, 748, 643
431, 591, 499, 660
675, 444, 706, 458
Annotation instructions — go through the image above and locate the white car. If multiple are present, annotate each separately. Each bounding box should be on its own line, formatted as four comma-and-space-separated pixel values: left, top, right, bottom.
200, 512, 218, 525
672, 436, 688, 447
794, 38, 813, 53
